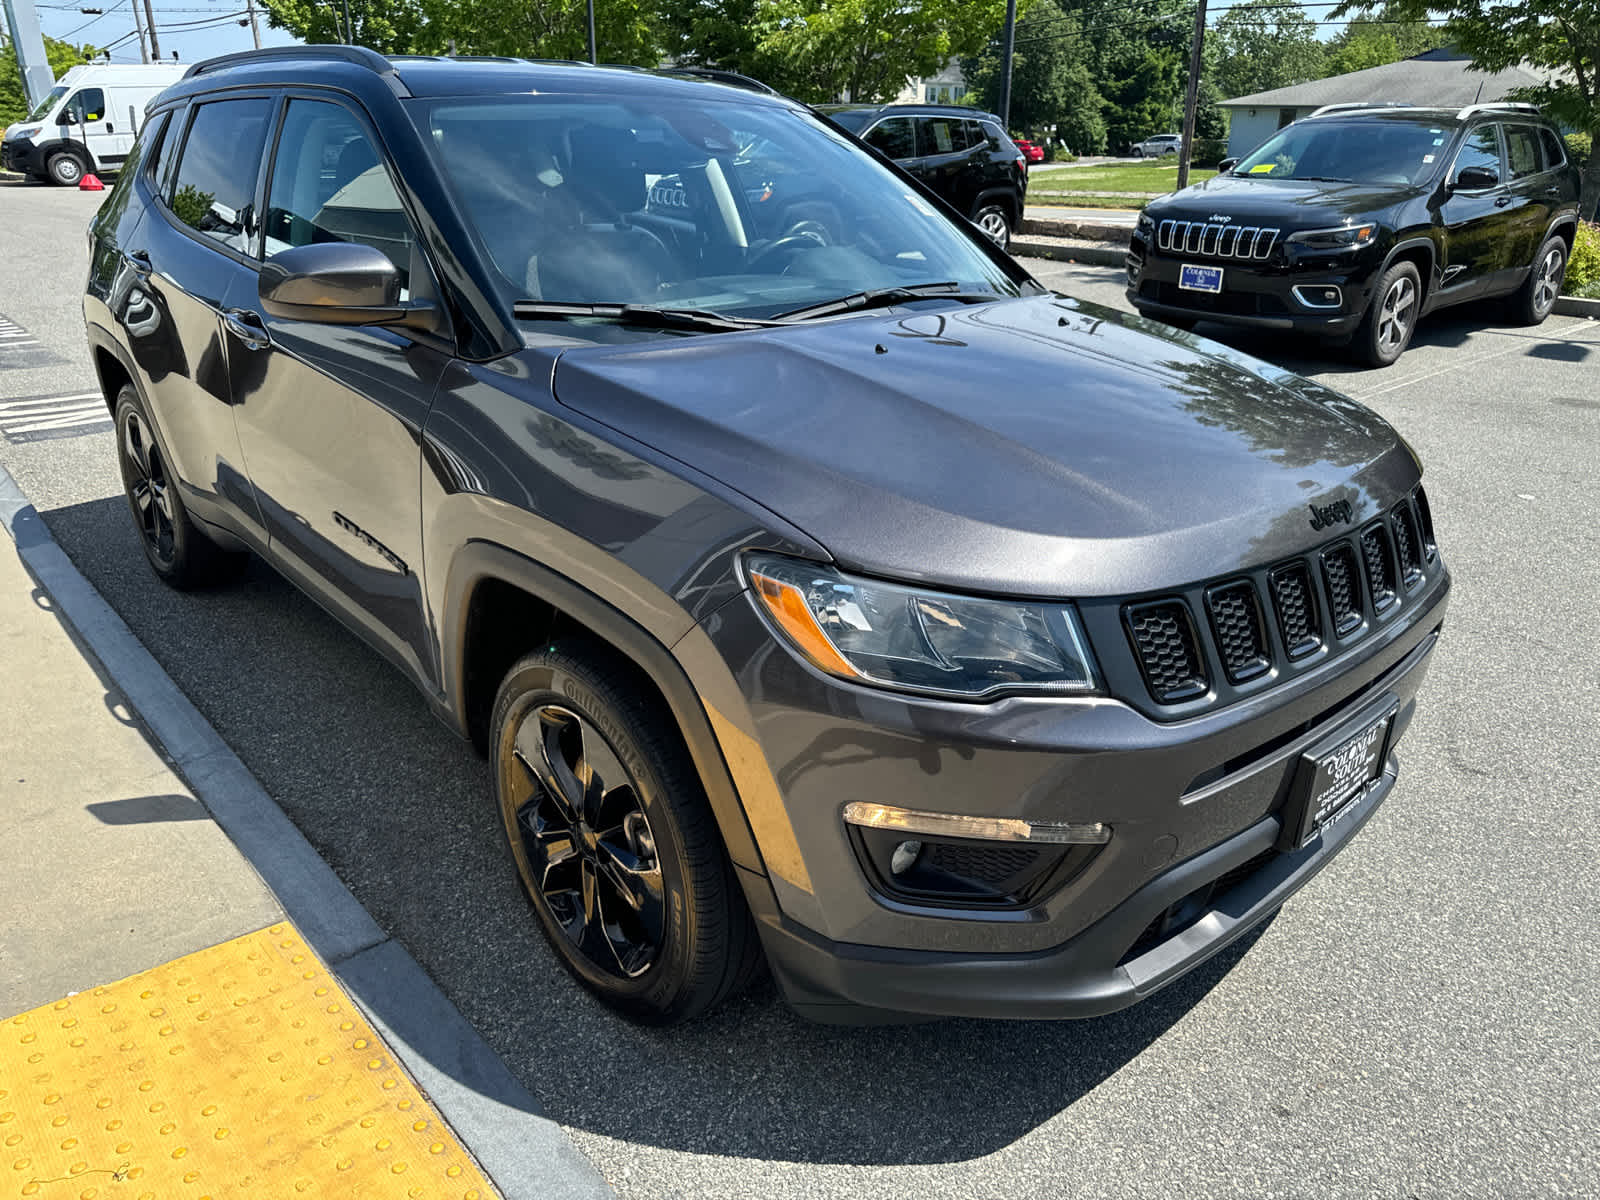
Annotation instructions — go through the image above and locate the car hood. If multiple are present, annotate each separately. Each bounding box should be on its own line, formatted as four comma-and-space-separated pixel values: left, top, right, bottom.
1151, 174, 1418, 227
549, 295, 1420, 596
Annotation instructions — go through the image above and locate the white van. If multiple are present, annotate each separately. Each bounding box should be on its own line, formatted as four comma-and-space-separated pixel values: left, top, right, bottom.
1, 63, 186, 186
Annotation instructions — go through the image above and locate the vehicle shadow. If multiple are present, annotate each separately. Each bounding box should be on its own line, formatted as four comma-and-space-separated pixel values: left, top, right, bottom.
40, 491, 1291, 1167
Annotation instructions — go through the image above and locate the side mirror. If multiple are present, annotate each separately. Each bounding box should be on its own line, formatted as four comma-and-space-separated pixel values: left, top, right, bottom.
259, 242, 439, 333
1217, 157, 1239, 174
57, 113, 75, 126
1452, 165, 1499, 192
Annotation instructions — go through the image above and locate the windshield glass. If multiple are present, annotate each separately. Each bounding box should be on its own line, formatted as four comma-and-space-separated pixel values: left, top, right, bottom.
408, 94, 1021, 323
27, 85, 69, 123
1232, 118, 1455, 186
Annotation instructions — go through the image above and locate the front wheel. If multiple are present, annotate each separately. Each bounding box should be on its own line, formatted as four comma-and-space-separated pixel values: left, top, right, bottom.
1353, 261, 1421, 367
973, 203, 1011, 250
1511, 235, 1566, 326
46, 150, 85, 186
491, 641, 761, 1024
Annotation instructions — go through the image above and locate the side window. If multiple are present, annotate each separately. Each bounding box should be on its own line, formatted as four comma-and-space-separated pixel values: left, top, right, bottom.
1453, 125, 1502, 183
262, 98, 413, 293
1538, 127, 1566, 171
864, 117, 916, 161
1504, 125, 1541, 178
65, 88, 106, 124
981, 120, 1005, 151
923, 118, 958, 155
960, 119, 985, 152
149, 108, 183, 194
167, 97, 273, 252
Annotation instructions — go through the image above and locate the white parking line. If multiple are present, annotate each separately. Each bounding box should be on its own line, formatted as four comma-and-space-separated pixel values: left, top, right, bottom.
0, 391, 111, 442
1345, 316, 1589, 401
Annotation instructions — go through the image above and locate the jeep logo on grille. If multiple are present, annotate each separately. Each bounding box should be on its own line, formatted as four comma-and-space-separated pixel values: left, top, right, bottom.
1209, 213, 1232, 223
1308, 499, 1354, 530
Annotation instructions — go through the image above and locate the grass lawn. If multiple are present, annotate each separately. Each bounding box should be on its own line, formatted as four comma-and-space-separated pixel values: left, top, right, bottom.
1029, 162, 1216, 195
1025, 193, 1151, 211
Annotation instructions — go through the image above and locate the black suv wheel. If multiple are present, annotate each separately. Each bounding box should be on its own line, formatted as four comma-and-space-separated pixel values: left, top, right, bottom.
1511, 234, 1567, 326
974, 202, 1011, 249
1354, 261, 1421, 367
491, 640, 761, 1024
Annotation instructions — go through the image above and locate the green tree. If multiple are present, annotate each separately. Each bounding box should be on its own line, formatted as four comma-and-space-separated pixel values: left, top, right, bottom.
964, 3, 1103, 141
258, 0, 432, 53
1, 35, 99, 129
754, 0, 1014, 104
1323, 3, 1443, 76
1212, 0, 1325, 100
1053, 0, 1192, 151
1332, 0, 1600, 215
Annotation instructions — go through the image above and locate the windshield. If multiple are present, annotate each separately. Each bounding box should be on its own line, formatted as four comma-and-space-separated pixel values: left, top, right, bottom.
27, 85, 69, 123
408, 95, 1022, 324
1232, 118, 1455, 186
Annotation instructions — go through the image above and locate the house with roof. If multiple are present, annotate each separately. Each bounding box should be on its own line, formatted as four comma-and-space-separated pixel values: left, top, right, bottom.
1219, 48, 1552, 159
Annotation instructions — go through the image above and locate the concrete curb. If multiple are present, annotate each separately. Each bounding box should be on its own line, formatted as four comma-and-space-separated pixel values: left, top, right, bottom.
0, 462, 613, 1200
1021, 217, 1132, 241
1011, 239, 1126, 267
1553, 294, 1600, 319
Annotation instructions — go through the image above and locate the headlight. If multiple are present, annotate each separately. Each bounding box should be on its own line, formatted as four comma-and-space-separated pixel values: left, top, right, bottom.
1286, 224, 1376, 250
744, 553, 1097, 698
8, 124, 42, 141
1136, 212, 1156, 236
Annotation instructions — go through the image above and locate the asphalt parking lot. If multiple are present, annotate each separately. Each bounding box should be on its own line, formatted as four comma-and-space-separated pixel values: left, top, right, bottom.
3, 180, 1597, 1199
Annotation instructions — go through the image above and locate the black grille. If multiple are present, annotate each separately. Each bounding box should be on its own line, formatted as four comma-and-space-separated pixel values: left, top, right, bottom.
1322, 543, 1363, 636
1361, 524, 1397, 612
1414, 484, 1437, 560
1269, 562, 1320, 658
1391, 503, 1424, 589
923, 843, 1043, 887
1207, 581, 1270, 683
1126, 601, 1208, 703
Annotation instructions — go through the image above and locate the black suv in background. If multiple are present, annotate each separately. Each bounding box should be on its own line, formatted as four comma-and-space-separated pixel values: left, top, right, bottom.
1127, 102, 1581, 365
86, 49, 1448, 1026
821, 103, 1028, 248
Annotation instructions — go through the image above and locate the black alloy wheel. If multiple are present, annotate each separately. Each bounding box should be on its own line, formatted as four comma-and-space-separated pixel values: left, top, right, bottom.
114, 385, 243, 587
507, 702, 665, 979
1512, 234, 1567, 326
491, 643, 762, 1024
1354, 260, 1421, 367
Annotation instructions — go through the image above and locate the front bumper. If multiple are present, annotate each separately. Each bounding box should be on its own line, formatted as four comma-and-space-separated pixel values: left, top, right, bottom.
0, 138, 44, 175
709, 557, 1448, 1021
1125, 234, 1381, 335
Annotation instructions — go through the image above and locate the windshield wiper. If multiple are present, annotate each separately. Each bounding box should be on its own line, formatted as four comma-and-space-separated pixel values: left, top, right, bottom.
775, 282, 998, 322
512, 301, 787, 333
1290, 176, 1353, 182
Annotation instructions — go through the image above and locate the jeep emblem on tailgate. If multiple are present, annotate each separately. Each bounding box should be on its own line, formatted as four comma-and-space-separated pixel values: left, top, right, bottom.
1308, 499, 1354, 530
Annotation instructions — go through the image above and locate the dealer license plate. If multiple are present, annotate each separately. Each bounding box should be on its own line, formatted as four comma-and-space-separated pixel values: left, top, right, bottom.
1179, 263, 1224, 293
1282, 700, 1398, 850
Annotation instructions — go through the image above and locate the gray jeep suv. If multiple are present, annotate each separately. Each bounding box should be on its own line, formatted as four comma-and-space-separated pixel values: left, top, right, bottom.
84, 47, 1448, 1025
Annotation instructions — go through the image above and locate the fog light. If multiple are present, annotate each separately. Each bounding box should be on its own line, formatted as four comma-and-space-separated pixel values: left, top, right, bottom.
1292, 284, 1344, 309
890, 839, 923, 875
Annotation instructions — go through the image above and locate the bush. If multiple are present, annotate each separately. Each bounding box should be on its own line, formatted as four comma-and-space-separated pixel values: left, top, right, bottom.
1193, 137, 1230, 168
1565, 132, 1591, 170
1565, 222, 1600, 295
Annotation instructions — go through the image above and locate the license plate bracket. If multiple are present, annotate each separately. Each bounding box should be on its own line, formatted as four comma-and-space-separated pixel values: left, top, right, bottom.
1179, 263, 1224, 293
1280, 698, 1398, 851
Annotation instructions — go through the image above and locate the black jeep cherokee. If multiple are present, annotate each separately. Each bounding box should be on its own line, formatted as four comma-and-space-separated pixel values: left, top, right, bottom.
820, 102, 1028, 249
1128, 103, 1581, 365
85, 48, 1449, 1026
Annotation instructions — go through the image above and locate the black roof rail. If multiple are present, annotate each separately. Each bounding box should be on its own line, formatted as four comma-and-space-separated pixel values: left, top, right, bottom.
183, 44, 396, 80
653, 67, 779, 96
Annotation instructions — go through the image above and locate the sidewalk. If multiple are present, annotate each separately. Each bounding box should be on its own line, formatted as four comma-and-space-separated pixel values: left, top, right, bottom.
0, 469, 611, 1198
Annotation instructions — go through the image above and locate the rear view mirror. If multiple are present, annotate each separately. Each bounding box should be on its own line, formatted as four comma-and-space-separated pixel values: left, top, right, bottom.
1218, 157, 1239, 173
1453, 165, 1499, 192
259, 242, 440, 333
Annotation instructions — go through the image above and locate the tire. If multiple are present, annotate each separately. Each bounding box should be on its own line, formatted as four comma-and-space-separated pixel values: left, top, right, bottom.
1353, 260, 1422, 367
46, 150, 86, 187
491, 639, 762, 1025
973, 202, 1011, 250
113, 385, 244, 588
1510, 234, 1567, 326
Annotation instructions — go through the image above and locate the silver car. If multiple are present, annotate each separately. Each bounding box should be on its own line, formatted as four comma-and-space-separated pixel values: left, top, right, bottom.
1132, 133, 1182, 157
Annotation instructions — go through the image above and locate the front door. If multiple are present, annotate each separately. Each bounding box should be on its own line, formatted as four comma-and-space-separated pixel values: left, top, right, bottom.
223, 95, 452, 683
863, 116, 921, 180
1435, 124, 1512, 301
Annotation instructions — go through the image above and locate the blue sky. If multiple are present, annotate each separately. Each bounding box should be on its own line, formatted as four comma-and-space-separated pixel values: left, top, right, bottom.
35, 0, 299, 65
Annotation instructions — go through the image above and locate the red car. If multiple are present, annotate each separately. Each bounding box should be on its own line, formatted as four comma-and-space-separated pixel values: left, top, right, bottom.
1013, 138, 1046, 164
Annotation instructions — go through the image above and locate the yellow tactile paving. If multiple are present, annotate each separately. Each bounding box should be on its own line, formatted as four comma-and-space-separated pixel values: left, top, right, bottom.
1, 923, 496, 1199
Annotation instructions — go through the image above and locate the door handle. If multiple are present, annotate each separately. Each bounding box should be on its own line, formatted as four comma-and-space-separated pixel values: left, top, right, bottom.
222, 308, 271, 351
105, 122, 114, 133
1494, 196, 1511, 208
127, 249, 153, 281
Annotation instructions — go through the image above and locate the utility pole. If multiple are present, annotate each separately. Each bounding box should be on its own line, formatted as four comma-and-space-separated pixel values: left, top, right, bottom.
129, 0, 150, 62
245, 0, 261, 48
341, 0, 353, 43
1176, 0, 1207, 190
1, 0, 54, 108
142, 0, 161, 60
586, 0, 596, 64
997, 0, 1017, 130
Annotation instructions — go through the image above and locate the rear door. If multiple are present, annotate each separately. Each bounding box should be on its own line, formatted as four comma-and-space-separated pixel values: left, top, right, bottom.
915, 115, 974, 209
1499, 122, 1556, 279
1435, 123, 1511, 301
221, 94, 453, 683
125, 93, 275, 540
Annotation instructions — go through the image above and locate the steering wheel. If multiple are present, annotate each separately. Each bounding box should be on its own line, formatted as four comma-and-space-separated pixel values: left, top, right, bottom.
746, 219, 833, 272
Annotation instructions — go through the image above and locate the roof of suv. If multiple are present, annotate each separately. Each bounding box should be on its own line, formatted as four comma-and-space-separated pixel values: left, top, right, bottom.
819, 103, 1005, 124
170, 46, 797, 107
